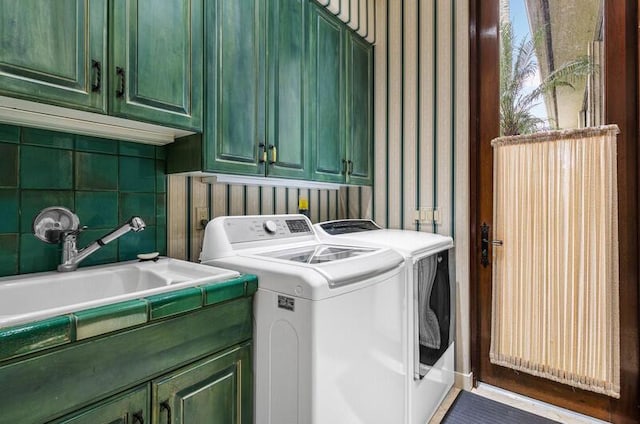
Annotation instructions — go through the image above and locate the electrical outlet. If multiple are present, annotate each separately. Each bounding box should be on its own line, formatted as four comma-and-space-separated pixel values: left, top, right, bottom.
196, 207, 209, 230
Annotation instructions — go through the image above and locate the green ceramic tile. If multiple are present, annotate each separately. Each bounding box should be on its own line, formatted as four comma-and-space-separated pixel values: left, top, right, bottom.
0, 315, 72, 362
75, 191, 118, 228
76, 229, 118, 267
21, 127, 74, 149
75, 135, 118, 154
0, 190, 18, 233
19, 233, 60, 274
202, 279, 245, 306
119, 156, 156, 192
0, 234, 18, 277
146, 287, 203, 320
245, 275, 258, 296
118, 225, 156, 261
119, 141, 155, 158
75, 152, 118, 190
0, 143, 18, 188
74, 300, 148, 340
156, 160, 166, 193
119, 192, 156, 226
156, 194, 166, 220
20, 190, 74, 233
156, 225, 167, 256
20, 146, 72, 189
0, 124, 20, 144
155, 145, 167, 160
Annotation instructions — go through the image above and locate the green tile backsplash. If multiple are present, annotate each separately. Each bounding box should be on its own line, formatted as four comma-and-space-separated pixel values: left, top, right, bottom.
0, 124, 167, 277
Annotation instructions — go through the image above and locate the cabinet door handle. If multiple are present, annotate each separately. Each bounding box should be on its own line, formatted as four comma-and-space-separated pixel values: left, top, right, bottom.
341, 159, 347, 175
132, 411, 144, 424
160, 401, 172, 424
115, 67, 126, 98
347, 160, 353, 175
258, 142, 267, 163
91, 60, 101, 93
268, 145, 277, 164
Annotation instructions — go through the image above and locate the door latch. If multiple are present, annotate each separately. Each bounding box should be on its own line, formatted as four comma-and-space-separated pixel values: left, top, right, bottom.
480, 223, 503, 267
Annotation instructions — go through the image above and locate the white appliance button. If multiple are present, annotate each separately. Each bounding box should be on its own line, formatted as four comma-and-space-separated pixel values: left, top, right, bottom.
294, 285, 303, 295
263, 220, 278, 234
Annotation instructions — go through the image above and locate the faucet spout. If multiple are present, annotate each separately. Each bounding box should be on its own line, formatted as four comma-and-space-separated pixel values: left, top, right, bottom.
57, 216, 147, 272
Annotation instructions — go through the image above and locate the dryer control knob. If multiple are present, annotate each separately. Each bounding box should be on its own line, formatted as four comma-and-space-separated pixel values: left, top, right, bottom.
263, 220, 278, 234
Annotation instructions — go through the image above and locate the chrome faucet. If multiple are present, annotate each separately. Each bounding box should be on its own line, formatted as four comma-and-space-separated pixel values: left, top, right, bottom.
57, 217, 146, 272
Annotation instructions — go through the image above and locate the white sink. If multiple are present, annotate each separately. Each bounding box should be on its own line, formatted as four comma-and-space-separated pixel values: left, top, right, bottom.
0, 258, 240, 329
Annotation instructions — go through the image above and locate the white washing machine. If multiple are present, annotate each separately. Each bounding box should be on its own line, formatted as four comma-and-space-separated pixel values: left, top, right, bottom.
200, 215, 407, 424
314, 219, 455, 424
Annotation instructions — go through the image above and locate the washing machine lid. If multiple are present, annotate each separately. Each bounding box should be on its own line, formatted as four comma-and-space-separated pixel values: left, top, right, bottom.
315, 219, 453, 259
257, 244, 375, 264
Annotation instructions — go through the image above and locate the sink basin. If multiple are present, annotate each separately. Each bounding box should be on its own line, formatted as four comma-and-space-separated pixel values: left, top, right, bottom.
0, 258, 239, 329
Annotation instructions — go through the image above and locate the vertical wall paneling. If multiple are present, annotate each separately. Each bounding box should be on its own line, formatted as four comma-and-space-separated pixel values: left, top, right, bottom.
349, 0, 359, 31
275, 186, 287, 214
189, 177, 207, 262
229, 185, 245, 215
211, 183, 228, 218
435, 1, 453, 237
261, 186, 275, 215
329, 190, 338, 220
245, 186, 260, 215
168, 176, 188, 260
454, 0, 471, 378
403, 0, 418, 230
386, 0, 402, 228
419, 0, 435, 231
327, 0, 340, 15
320, 190, 329, 222
366, 0, 376, 43
373, 0, 388, 226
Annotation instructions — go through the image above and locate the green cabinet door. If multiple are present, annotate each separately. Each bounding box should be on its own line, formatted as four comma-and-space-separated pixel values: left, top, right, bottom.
50, 386, 149, 424
0, 0, 107, 112
153, 343, 252, 424
110, 0, 203, 130
345, 33, 373, 185
309, 4, 345, 183
204, 0, 265, 176
266, 0, 309, 180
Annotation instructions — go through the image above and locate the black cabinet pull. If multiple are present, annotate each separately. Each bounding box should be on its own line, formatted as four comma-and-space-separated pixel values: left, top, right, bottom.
341, 159, 347, 175
347, 160, 353, 175
115, 67, 126, 98
132, 411, 144, 424
160, 401, 172, 424
91, 60, 101, 93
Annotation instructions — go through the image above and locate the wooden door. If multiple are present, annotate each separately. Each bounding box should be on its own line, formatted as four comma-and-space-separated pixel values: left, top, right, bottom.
110, 0, 203, 131
50, 386, 149, 424
469, 1, 639, 422
153, 343, 252, 424
204, 0, 265, 176
266, 0, 309, 180
345, 32, 373, 186
0, 0, 107, 112
309, 4, 346, 183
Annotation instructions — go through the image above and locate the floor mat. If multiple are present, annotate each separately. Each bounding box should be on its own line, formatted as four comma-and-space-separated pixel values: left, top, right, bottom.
441, 391, 561, 424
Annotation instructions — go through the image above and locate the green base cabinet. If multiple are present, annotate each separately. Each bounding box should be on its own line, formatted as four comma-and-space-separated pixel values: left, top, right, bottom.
0, 0, 202, 131
153, 344, 252, 424
0, 0, 108, 113
50, 386, 149, 424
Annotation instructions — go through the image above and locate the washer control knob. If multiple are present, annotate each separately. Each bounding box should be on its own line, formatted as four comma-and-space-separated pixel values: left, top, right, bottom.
263, 220, 278, 234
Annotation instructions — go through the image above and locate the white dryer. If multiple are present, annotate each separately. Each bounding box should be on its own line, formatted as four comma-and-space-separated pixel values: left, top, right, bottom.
200, 215, 407, 424
314, 219, 455, 424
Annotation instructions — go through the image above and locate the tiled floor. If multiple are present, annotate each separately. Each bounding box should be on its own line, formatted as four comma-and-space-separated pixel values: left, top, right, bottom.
428, 384, 611, 424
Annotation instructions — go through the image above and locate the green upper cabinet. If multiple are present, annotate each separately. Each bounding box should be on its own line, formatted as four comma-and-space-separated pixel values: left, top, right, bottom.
266, 0, 309, 180
0, 0, 107, 112
153, 344, 252, 424
0, 0, 202, 131
309, 3, 345, 183
204, 0, 266, 176
345, 32, 373, 185
110, 0, 203, 131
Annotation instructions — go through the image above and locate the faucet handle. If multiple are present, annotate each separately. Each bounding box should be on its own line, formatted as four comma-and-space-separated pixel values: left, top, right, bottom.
60, 225, 88, 240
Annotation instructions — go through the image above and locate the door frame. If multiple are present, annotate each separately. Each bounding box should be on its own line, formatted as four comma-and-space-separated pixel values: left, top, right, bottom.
468, 0, 639, 422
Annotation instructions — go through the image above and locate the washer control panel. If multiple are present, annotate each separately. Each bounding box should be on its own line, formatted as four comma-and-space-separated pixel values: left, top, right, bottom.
223, 215, 313, 244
